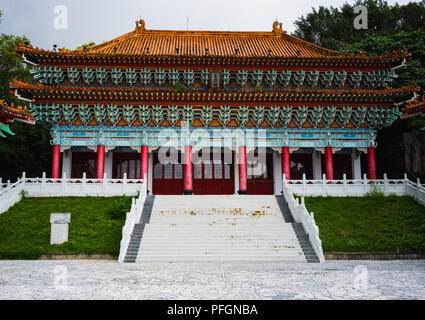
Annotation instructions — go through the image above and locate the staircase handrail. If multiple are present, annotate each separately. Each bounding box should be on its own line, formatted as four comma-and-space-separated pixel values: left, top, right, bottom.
282, 175, 325, 262
118, 174, 148, 263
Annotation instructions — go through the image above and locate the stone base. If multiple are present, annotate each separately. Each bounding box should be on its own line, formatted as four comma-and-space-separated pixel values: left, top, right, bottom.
238, 190, 248, 195
183, 189, 193, 195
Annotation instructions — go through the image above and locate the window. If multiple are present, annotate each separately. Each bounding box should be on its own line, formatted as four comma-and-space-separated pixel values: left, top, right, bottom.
224, 164, 231, 179
214, 164, 222, 178
204, 161, 212, 179
154, 163, 162, 179
164, 163, 173, 179
194, 164, 202, 179
174, 163, 182, 179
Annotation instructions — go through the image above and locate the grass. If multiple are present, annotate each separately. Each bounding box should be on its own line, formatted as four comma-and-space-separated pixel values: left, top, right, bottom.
303, 195, 425, 252
0, 196, 131, 259
1, 194, 424, 258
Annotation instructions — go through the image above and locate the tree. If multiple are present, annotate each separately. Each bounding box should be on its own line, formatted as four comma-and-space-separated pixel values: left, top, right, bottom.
293, 0, 425, 50
293, 0, 425, 179
0, 9, 52, 181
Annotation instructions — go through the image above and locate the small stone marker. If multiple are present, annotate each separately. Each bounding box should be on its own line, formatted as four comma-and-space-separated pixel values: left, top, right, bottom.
50, 213, 71, 245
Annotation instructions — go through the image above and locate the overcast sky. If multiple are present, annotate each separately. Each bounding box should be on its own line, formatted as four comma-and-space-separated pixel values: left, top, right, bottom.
0, 0, 419, 50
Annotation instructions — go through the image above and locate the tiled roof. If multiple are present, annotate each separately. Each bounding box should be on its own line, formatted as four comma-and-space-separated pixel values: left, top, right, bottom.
401, 97, 425, 118
10, 79, 418, 104
78, 28, 341, 58
0, 99, 34, 123
14, 20, 409, 62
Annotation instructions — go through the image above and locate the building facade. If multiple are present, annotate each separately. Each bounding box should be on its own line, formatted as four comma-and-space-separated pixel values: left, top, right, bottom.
12, 20, 416, 194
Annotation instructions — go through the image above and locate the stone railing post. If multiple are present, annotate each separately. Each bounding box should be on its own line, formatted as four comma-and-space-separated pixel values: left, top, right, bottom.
383, 173, 388, 195
82, 172, 87, 193
41, 172, 46, 193
21, 172, 26, 188
61, 172, 67, 194
363, 173, 368, 194
123, 172, 127, 194
322, 173, 326, 196
343, 173, 347, 195
102, 172, 107, 195
417, 177, 421, 200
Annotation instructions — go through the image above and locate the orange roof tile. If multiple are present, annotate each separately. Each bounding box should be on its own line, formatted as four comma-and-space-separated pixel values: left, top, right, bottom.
401, 97, 425, 118
10, 79, 418, 104
0, 99, 34, 123
15, 20, 371, 59
76, 22, 342, 58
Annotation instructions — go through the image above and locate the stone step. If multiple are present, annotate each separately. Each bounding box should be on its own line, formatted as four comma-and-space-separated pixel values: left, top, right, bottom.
136, 256, 308, 262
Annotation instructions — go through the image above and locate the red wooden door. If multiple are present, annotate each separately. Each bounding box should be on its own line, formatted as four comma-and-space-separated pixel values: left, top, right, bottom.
113, 153, 140, 179
152, 152, 183, 195
71, 152, 96, 178
290, 154, 313, 179
247, 152, 274, 194
193, 151, 234, 194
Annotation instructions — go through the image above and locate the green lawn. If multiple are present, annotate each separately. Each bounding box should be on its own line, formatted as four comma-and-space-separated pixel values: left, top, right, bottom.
0, 196, 131, 259
1, 195, 424, 259
304, 195, 425, 252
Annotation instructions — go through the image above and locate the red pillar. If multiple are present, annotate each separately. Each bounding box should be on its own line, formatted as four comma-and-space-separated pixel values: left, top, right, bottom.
183, 146, 193, 194
51, 145, 61, 179
282, 146, 290, 180
140, 146, 149, 183
367, 147, 377, 180
325, 147, 334, 180
96, 145, 105, 179
238, 146, 248, 194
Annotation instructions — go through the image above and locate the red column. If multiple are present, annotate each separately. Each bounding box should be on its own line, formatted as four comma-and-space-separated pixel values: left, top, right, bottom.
183, 146, 193, 194
325, 147, 334, 180
96, 145, 105, 179
51, 145, 61, 179
282, 146, 290, 180
238, 146, 248, 194
140, 146, 149, 183
367, 147, 377, 180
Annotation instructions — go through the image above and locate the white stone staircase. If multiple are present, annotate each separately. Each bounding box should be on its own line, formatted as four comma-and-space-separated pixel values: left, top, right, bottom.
131, 195, 319, 263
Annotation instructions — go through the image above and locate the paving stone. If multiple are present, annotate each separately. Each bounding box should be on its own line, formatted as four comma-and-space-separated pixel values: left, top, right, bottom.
0, 260, 424, 299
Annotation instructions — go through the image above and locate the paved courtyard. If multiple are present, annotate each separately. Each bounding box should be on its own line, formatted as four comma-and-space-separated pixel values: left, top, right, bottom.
0, 260, 424, 299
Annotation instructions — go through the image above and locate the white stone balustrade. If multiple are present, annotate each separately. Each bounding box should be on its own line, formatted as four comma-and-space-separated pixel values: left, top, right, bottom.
282, 176, 325, 262
0, 172, 146, 214
118, 176, 147, 263
284, 173, 425, 206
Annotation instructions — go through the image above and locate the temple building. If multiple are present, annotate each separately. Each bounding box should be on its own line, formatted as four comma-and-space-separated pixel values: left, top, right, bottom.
11, 20, 417, 195
0, 99, 34, 137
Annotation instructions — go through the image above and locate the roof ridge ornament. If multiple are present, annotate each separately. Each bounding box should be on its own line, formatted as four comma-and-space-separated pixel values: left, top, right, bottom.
272, 21, 285, 35
135, 19, 146, 33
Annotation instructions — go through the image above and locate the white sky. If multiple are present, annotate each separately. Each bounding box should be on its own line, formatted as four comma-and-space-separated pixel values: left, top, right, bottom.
0, 0, 420, 50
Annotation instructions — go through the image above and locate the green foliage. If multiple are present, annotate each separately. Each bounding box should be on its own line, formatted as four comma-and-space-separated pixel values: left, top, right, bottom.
293, 0, 425, 50
172, 83, 187, 92
0, 33, 33, 105
0, 121, 52, 180
304, 195, 425, 252
364, 185, 385, 198
293, 0, 425, 179
0, 10, 52, 180
0, 196, 131, 259
76, 42, 96, 50
107, 196, 132, 219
